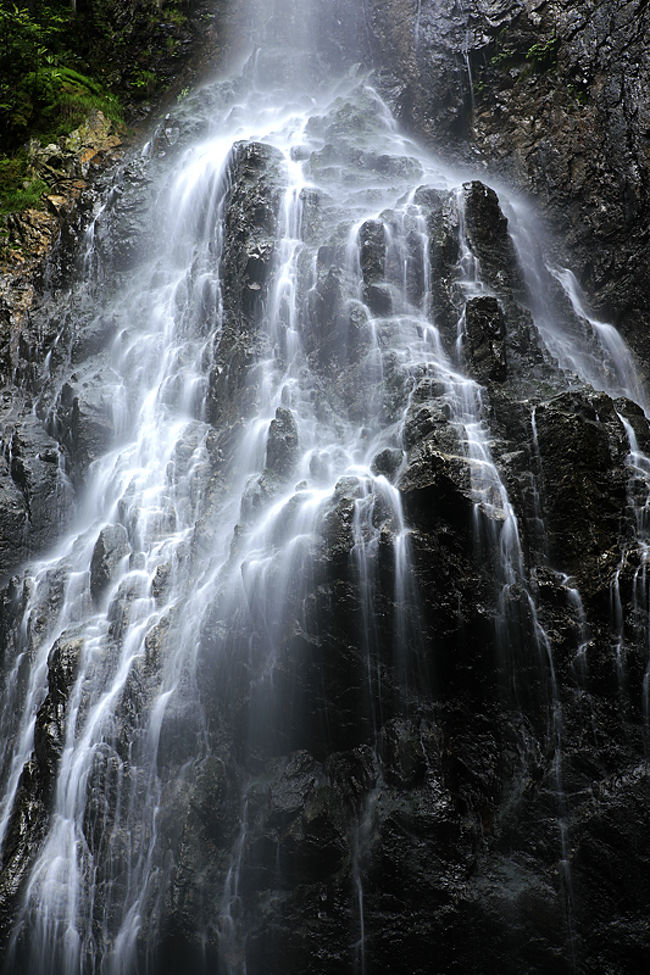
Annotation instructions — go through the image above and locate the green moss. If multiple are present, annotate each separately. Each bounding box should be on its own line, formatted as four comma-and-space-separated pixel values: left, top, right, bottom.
3, 64, 123, 150
54, 66, 104, 97
0, 155, 49, 216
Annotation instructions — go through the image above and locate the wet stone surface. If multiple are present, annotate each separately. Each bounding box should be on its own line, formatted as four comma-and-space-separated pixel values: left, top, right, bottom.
0, 5, 648, 975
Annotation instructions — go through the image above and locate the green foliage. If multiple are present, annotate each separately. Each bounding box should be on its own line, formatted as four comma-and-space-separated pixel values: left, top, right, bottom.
0, 3, 125, 157
0, 0, 190, 215
525, 36, 560, 71
0, 3, 128, 215
2, 64, 122, 151
130, 68, 158, 98
0, 153, 48, 216
42, 65, 123, 133
0, 176, 49, 216
490, 46, 515, 67
160, 4, 187, 27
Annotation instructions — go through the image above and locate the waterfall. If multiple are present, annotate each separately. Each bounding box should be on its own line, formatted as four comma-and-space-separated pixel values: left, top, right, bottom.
0, 1, 648, 973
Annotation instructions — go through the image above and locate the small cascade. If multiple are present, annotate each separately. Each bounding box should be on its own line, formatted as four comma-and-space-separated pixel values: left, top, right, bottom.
351, 784, 379, 975
507, 202, 649, 411
219, 798, 250, 975
549, 268, 649, 411
563, 575, 590, 678
510, 196, 650, 709
528, 407, 549, 554
0, 1, 648, 973
617, 414, 650, 739
414, 0, 423, 50
454, 190, 583, 961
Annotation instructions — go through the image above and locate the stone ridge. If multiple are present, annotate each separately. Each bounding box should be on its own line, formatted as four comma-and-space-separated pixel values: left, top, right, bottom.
362, 0, 650, 375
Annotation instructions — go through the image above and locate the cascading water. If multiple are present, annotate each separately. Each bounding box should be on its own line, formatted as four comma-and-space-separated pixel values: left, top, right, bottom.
1, 1, 649, 973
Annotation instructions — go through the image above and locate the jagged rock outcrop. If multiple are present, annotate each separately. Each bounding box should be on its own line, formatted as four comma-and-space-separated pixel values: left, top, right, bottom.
363, 0, 650, 373
0, 633, 81, 927
207, 141, 286, 427
0, 3, 649, 975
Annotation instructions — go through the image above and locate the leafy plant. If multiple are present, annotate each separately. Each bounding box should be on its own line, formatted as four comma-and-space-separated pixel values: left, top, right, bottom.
130, 68, 158, 98
525, 36, 560, 71
490, 46, 516, 67
161, 4, 187, 27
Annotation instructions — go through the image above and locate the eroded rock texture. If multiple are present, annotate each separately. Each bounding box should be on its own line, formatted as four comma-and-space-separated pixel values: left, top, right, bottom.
364, 0, 650, 369
0, 3, 648, 975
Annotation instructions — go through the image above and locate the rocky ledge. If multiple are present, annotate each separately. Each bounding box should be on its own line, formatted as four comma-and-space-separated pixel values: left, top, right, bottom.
362, 0, 650, 373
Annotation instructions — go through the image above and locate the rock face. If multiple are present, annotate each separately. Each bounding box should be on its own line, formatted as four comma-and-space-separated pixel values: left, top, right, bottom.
207, 141, 286, 427
158, 176, 649, 974
363, 0, 650, 372
0, 3, 648, 975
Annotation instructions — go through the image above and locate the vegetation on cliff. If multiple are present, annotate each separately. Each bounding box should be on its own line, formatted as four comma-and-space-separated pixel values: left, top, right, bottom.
0, 0, 212, 218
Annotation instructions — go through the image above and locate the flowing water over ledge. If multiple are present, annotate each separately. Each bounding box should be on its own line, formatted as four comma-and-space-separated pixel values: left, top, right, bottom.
0, 2, 649, 973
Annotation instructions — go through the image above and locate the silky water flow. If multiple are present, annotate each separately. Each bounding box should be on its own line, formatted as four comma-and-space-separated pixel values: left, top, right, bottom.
0, 1, 648, 972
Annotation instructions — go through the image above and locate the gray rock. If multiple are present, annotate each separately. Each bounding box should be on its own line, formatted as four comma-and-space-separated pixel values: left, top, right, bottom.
208, 141, 286, 427
265, 407, 299, 477
90, 524, 130, 603
464, 295, 507, 382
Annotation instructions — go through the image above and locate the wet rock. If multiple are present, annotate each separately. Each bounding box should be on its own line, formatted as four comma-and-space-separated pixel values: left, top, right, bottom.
413, 184, 461, 337
30, 111, 122, 183
0, 461, 28, 580
243, 750, 347, 887
359, 219, 386, 280
0, 404, 72, 580
90, 524, 130, 603
54, 374, 115, 476
371, 447, 402, 479
463, 181, 525, 299
220, 141, 285, 322
208, 141, 285, 426
364, 281, 392, 316
320, 476, 364, 565
0, 111, 123, 287
368, 0, 650, 378
464, 295, 507, 382
0, 758, 49, 924
305, 257, 373, 369
533, 390, 628, 577
151, 561, 171, 599
239, 473, 275, 523
400, 437, 475, 528
265, 407, 299, 477
5, 414, 69, 551
33, 635, 83, 770
0, 633, 82, 922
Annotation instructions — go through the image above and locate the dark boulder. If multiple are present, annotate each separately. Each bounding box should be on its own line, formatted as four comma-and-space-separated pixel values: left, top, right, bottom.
533, 390, 628, 578
90, 524, 130, 603
53, 374, 115, 477
464, 295, 507, 383
265, 407, 299, 477
462, 180, 525, 300
208, 141, 286, 427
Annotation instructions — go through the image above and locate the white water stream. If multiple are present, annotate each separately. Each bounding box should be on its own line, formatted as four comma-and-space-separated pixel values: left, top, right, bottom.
0, 1, 648, 972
